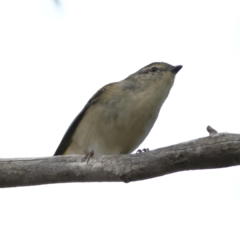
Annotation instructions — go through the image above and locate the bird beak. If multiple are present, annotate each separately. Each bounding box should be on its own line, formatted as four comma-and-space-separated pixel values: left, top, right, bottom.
171, 65, 182, 74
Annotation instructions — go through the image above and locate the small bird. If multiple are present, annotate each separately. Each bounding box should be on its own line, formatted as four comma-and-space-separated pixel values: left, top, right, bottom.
54, 62, 182, 156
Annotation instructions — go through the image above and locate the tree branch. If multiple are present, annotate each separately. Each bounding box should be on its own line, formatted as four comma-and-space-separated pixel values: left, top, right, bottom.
1, 132, 240, 188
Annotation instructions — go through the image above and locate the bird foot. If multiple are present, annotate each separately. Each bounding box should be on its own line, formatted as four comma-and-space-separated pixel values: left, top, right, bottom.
136, 148, 149, 153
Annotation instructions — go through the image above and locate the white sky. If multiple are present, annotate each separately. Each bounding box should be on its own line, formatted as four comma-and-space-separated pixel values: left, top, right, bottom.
0, 0, 240, 239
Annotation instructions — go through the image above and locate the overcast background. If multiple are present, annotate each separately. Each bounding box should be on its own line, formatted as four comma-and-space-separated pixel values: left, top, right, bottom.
0, 0, 240, 239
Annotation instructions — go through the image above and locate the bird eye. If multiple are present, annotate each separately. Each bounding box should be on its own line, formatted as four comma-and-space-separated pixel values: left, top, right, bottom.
150, 67, 157, 72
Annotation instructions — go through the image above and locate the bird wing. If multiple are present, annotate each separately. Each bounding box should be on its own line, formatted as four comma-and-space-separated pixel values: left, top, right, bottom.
53, 83, 114, 156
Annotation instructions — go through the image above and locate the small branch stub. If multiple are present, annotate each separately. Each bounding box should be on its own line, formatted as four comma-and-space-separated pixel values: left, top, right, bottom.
207, 125, 218, 135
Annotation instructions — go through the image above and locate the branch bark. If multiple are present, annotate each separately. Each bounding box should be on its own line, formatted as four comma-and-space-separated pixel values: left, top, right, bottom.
1, 132, 240, 188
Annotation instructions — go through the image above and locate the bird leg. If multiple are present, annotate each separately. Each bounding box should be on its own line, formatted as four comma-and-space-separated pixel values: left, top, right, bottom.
82, 149, 94, 163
